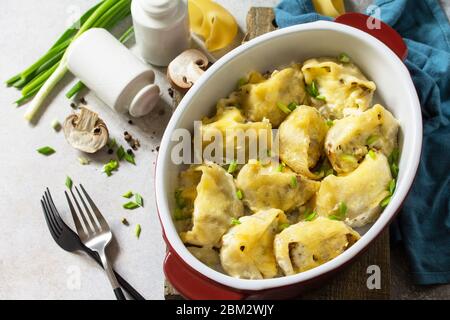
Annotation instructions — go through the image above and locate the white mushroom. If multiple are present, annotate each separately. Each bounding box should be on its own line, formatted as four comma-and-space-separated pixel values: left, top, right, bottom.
63, 107, 109, 153
167, 49, 209, 91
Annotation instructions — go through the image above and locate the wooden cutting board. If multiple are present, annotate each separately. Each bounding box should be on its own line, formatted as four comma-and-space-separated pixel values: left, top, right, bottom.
164, 7, 390, 300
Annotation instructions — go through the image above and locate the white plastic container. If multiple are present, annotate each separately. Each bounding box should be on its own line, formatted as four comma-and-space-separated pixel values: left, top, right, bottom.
131, 0, 190, 66
66, 28, 160, 117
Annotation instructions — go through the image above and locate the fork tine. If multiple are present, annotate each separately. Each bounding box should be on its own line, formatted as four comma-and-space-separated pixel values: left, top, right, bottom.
79, 184, 109, 231
45, 188, 63, 229
65, 191, 87, 238
41, 198, 60, 238
68, 188, 96, 234
74, 185, 101, 232
44, 190, 62, 232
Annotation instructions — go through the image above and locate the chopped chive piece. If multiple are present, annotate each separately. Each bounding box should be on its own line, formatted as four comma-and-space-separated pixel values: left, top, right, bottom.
231, 218, 241, 226
37, 146, 55, 156
135, 193, 144, 207
124, 152, 136, 165
121, 217, 129, 226
236, 189, 244, 200
380, 196, 391, 208
116, 145, 126, 161
134, 224, 141, 238
388, 148, 400, 165
237, 77, 247, 88
326, 119, 334, 127
290, 176, 298, 188
341, 154, 357, 164
122, 191, 133, 199
388, 179, 396, 195
368, 149, 376, 159
306, 80, 319, 97
123, 201, 139, 210
316, 95, 326, 101
276, 101, 291, 114
227, 160, 237, 174
107, 138, 117, 150
174, 207, 191, 221
277, 162, 285, 172
279, 223, 290, 231
287, 102, 297, 111
78, 157, 90, 165
175, 189, 186, 208
103, 159, 119, 176
328, 215, 341, 221
366, 135, 379, 146
65, 176, 73, 189
305, 211, 317, 221
338, 53, 351, 63
390, 163, 399, 178
51, 119, 61, 131
338, 202, 347, 216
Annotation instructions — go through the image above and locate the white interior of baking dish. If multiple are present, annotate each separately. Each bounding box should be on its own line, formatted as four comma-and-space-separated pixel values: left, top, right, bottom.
155, 21, 422, 291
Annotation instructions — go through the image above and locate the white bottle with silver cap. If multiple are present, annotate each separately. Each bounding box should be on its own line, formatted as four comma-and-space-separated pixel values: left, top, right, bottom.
66, 28, 160, 117
131, 0, 190, 66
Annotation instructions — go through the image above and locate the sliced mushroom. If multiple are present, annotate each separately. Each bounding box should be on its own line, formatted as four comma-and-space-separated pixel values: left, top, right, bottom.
167, 49, 209, 91
63, 107, 109, 153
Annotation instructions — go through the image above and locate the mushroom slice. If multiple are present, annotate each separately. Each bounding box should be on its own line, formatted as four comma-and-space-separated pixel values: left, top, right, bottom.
167, 49, 209, 91
63, 107, 109, 153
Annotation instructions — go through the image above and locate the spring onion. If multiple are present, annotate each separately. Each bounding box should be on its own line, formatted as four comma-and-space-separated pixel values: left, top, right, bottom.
123, 201, 139, 209
122, 191, 133, 198
276, 102, 291, 114
338, 53, 351, 63
236, 77, 248, 89
316, 95, 326, 101
341, 154, 358, 164
135, 193, 144, 207
37, 146, 55, 156
388, 179, 396, 195
329, 201, 347, 221
366, 135, 379, 146
175, 189, 186, 209
51, 119, 61, 131
326, 119, 334, 127
236, 189, 244, 200
287, 102, 297, 111
368, 149, 376, 159
305, 210, 317, 222
231, 218, 241, 226
116, 145, 125, 161
65, 176, 73, 189
174, 208, 191, 221
227, 160, 237, 174
380, 196, 391, 208
103, 159, 119, 176
277, 162, 285, 172
306, 80, 320, 98
78, 157, 90, 165
124, 151, 136, 165
279, 223, 290, 231
290, 176, 298, 188
134, 224, 141, 238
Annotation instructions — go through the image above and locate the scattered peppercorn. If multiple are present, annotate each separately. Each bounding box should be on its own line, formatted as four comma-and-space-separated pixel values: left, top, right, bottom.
121, 217, 129, 226
107, 148, 113, 154
156, 146, 160, 152
168, 87, 174, 98
158, 109, 165, 116
128, 119, 133, 125
79, 97, 87, 105
70, 102, 77, 109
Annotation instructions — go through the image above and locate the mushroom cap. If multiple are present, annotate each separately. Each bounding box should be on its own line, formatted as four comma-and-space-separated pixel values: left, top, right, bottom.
63, 107, 109, 153
167, 49, 209, 91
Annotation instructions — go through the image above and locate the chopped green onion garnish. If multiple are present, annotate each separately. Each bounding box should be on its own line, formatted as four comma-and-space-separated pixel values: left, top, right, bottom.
276, 101, 291, 114
390, 163, 399, 178
174, 207, 191, 221
37, 146, 55, 156
388, 179, 396, 195
305, 211, 317, 221
135, 193, 144, 207
388, 148, 400, 165
306, 80, 320, 97
124, 152, 136, 165
380, 196, 391, 208
338, 202, 347, 216
237, 77, 247, 88
123, 201, 139, 210
368, 149, 376, 159
134, 224, 141, 238
366, 135, 379, 146
107, 138, 117, 150
326, 119, 334, 127
51, 119, 61, 131
65, 176, 73, 189
175, 189, 186, 208
277, 162, 285, 172
103, 159, 119, 176
316, 95, 326, 101
341, 154, 357, 164
116, 145, 125, 161
123, 191, 133, 199
78, 157, 90, 165
328, 215, 341, 221
338, 53, 351, 63
287, 102, 297, 111
227, 160, 237, 174
236, 189, 244, 200
279, 223, 290, 231
231, 218, 241, 226
290, 176, 298, 188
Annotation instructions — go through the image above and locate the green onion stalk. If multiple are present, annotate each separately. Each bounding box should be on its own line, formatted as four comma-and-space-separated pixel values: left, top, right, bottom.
6, 0, 133, 122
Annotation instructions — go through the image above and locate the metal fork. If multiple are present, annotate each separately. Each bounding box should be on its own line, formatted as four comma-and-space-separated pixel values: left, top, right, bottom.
41, 188, 144, 300
65, 184, 126, 300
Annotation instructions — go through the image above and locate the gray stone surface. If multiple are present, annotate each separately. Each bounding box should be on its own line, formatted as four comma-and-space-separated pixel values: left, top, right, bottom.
0, 0, 448, 300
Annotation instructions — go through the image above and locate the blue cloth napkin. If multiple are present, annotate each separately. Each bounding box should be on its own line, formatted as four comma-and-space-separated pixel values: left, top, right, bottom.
275, 0, 450, 285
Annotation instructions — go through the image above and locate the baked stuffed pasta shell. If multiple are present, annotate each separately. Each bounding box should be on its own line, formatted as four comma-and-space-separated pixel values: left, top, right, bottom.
236, 159, 320, 212
179, 163, 244, 247
316, 152, 392, 227
240, 65, 308, 127
220, 208, 288, 279
302, 58, 376, 119
201, 107, 272, 163
274, 217, 360, 275
279, 105, 328, 179
325, 104, 399, 174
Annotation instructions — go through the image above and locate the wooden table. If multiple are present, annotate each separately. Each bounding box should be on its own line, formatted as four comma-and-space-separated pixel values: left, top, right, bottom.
165, 7, 390, 300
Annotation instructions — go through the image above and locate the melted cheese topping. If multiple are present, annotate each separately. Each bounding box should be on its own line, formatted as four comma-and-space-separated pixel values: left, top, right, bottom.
302, 58, 376, 119
279, 105, 328, 179
188, 0, 237, 51
325, 104, 399, 173
187, 246, 222, 272
236, 159, 320, 212
316, 152, 392, 227
241, 65, 308, 127
220, 209, 288, 279
180, 163, 244, 247
274, 217, 360, 275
